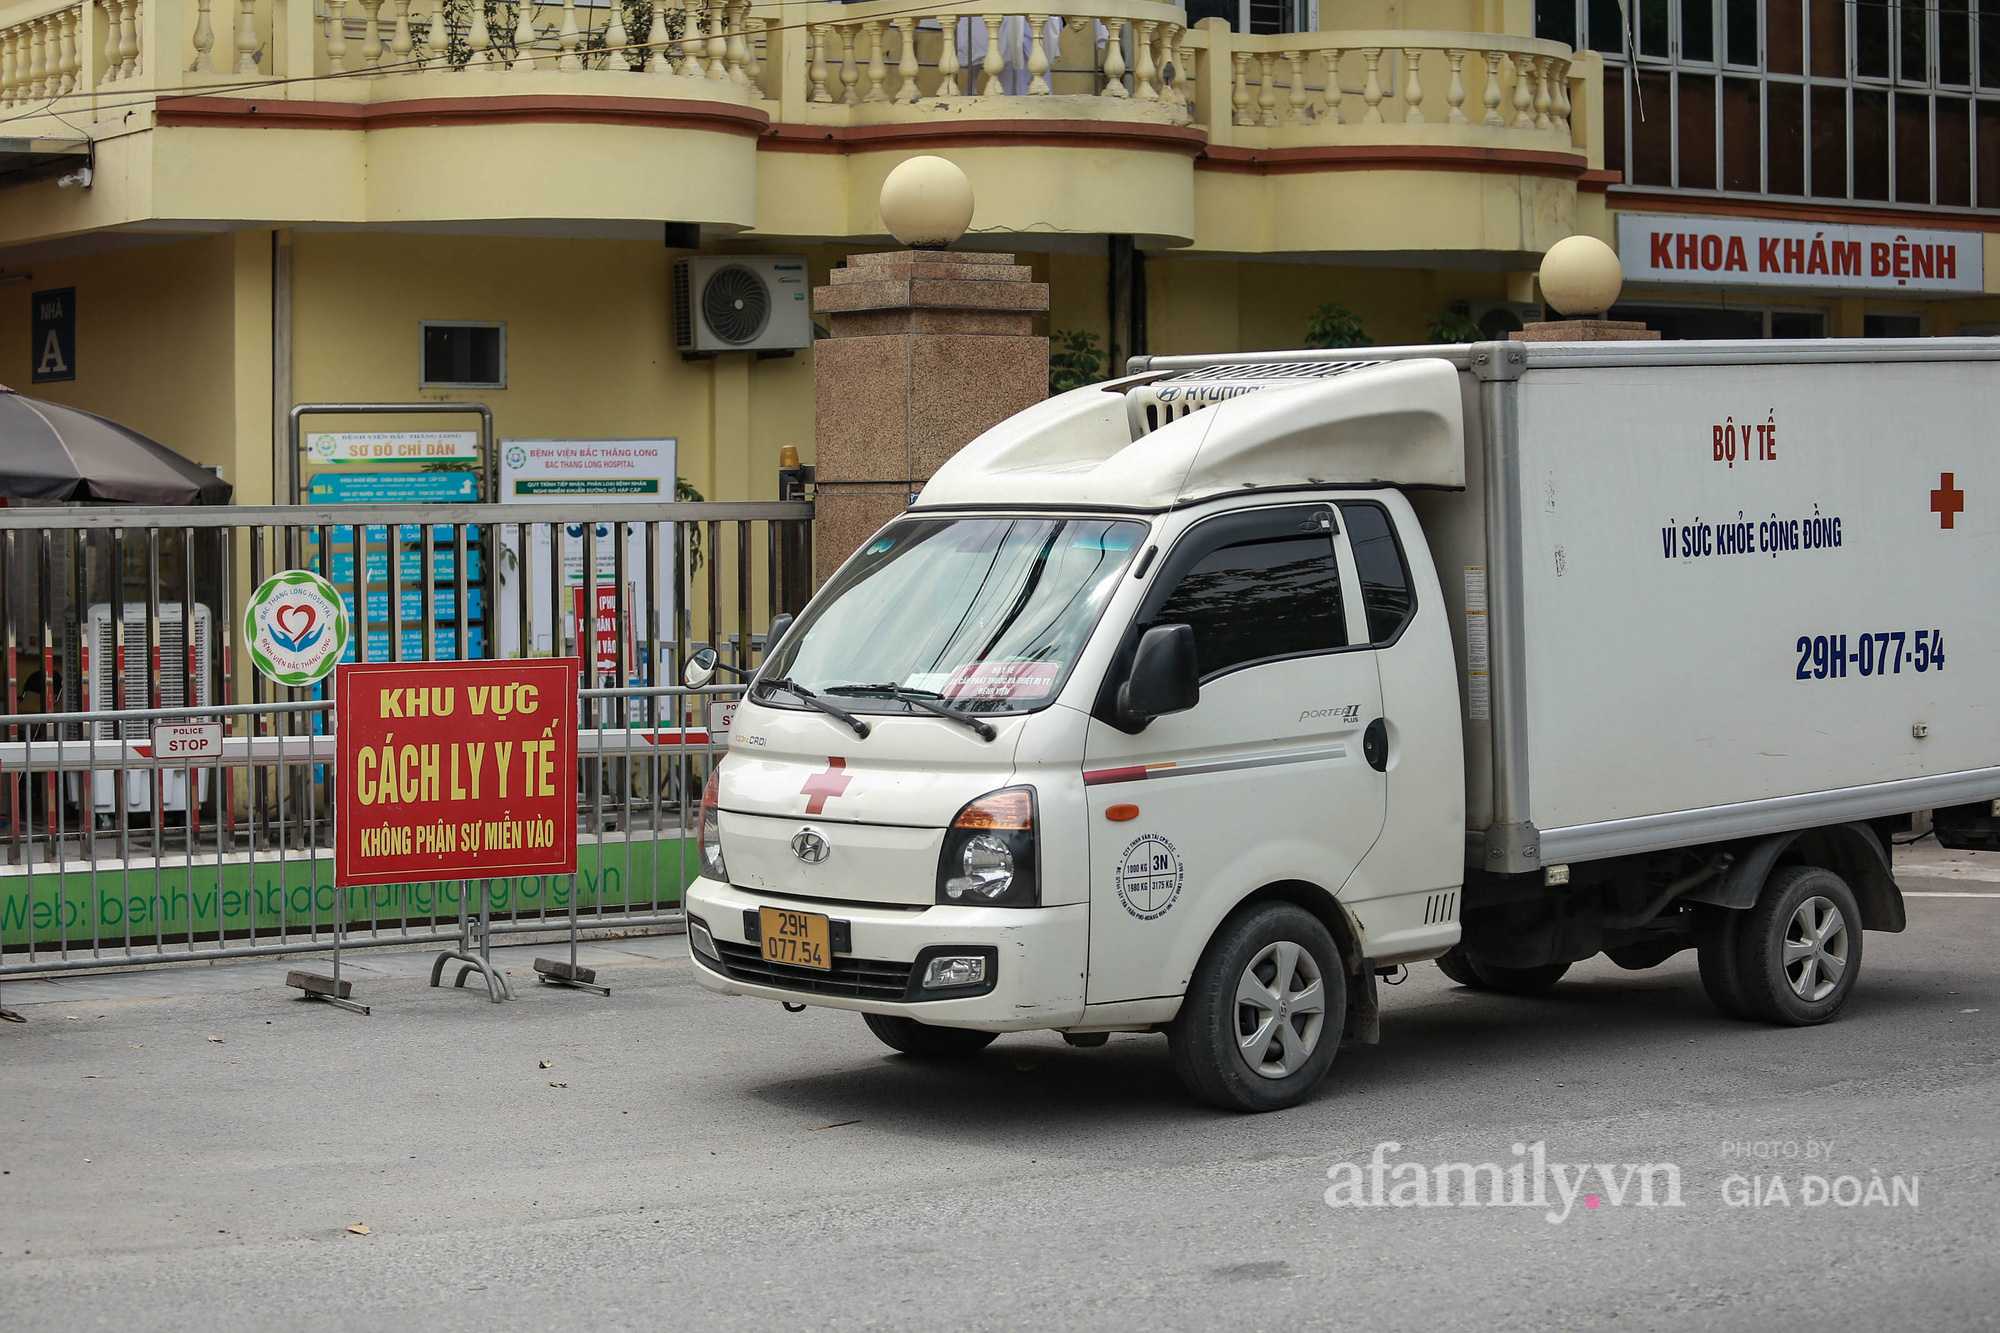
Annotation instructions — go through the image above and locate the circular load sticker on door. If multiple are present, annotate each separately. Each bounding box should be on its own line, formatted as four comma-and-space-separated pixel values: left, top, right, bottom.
244, 569, 349, 687
1116, 832, 1184, 921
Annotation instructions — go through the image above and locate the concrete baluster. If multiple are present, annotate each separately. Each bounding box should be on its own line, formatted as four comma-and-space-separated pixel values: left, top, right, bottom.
1480, 48, 1503, 124
935, 16, 961, 96
644, 0, 668, 71
1319, 47, 1341, 122
389, 0, 414, 68
891, 16, 916, 98
746, 11, 766, 92
325, 0, 346, 69
127, 0, 141, 75
31, 17, 50, 92
1133, 18, 1156, 99
1284, 48, 1304, 122
423, 3, 449, 66
1163, 24, 1186, 105
705, 0, 725, 76
725, 2, 748, 82
1401, 47, 1423, 123
1552, 58, 1571, 132
1509, 53, 1532, 126
1229, 49, 1249, 123
807, 21, 829, 98
358, 0, 382, 67
1445, 48, 1468, 123
555, 0, 579, 68
4, 26, 20, 102
57, 9, 77, 92
836, 22, 856, 101
679, 2, 704, 76
511, 0, 536, 69
977, 14, 999, 94
1255, 52, 1274, 124
188, 0, 214, 71
1025, 11, 1048, 94
603, 0, 629, 70
1360, 47, 1384, 122
1102, 16, 1126, 97
1533, 55, 1553, 129
469, 0, 495, 64
860, 18, 885, 100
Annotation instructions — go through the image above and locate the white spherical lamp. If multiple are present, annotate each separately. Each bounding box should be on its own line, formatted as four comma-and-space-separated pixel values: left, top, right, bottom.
879, 155, 974, 249
1538, 235, 1624, 318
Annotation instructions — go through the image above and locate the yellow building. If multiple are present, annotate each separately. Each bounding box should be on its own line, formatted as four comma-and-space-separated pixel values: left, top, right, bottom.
0, 0, 1992, 504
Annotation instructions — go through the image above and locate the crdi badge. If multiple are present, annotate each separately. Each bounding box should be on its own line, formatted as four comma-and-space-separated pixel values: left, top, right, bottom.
244, 569, 350, 687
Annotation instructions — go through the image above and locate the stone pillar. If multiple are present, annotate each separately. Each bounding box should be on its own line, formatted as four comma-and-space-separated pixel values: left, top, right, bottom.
810, 249, 1049, 584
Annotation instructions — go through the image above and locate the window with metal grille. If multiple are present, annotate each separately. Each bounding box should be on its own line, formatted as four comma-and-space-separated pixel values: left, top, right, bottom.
1540, 0, 2000, 208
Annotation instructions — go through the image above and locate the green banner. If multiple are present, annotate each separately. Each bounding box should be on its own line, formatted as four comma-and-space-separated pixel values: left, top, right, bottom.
2, 837, 693, 952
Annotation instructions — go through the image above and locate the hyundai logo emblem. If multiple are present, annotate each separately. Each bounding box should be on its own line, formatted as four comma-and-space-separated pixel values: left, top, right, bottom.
790, 829, 831, 864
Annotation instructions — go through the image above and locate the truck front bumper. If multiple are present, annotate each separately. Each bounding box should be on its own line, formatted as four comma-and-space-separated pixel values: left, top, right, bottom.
684, 876, 1088, 1031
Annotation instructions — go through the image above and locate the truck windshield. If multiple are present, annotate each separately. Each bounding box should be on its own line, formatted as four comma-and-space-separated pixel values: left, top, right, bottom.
757, 515, 1149, 716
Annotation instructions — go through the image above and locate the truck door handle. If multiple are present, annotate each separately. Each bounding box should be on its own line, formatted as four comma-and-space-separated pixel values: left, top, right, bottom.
1363, 718, 1388, 772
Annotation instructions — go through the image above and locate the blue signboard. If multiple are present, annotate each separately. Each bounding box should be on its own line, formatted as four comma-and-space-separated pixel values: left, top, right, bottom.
327, 549, 481, 584
340, 627, 488, 663
308, 472, 478, 504
339, 588, 485, 624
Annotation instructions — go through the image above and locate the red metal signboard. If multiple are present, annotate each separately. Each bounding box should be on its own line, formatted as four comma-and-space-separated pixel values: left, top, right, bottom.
335, 657, 579, 887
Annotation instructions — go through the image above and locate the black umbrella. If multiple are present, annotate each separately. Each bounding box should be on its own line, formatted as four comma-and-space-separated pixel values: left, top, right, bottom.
0, 387, 232, 505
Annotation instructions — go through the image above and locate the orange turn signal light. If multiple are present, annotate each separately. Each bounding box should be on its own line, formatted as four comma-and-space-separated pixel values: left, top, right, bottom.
1105, 804, 1139, 822
953, 788, 1034, 831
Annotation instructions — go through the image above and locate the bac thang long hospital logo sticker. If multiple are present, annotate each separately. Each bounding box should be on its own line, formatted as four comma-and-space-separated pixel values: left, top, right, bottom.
244, 569, 349, 687
1116, 833, 1184, 921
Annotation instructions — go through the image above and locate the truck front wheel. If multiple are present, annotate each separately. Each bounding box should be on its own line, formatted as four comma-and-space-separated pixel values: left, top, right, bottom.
1169, 903, 1346, 1113
1732, 866, 1862, 1026
863, 1013, 999, 1058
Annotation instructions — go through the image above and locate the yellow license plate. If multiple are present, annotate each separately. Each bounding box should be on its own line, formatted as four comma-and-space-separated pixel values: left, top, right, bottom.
760, 905, 831, 971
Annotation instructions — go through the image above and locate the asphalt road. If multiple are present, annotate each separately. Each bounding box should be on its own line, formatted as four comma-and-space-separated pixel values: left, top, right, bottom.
3, 848, 1997, 1333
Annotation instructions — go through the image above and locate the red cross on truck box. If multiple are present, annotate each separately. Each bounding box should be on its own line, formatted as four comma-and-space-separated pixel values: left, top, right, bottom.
335, 658, 580, 887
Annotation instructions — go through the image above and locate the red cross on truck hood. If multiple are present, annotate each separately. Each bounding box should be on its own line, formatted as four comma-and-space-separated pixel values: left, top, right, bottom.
717, 750, 1020, 829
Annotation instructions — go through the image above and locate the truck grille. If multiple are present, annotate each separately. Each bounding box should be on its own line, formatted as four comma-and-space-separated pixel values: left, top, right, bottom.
710, 939, 915, 1000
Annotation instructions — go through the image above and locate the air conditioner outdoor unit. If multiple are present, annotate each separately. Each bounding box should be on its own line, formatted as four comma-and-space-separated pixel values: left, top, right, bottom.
1458, 300, 1546, 340
672, 255, 813, 353
86, 602, 213, 818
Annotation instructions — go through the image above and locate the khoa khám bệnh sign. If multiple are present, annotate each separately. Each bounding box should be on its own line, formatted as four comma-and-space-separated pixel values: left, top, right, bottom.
335, 658, 579, 887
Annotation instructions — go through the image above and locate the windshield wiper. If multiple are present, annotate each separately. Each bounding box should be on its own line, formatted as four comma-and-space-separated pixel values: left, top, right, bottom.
753, 676, 871, 740
822, 683, 997, 742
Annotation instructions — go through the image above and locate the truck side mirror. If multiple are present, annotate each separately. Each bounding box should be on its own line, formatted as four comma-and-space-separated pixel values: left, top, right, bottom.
1118, 624, 1199, 728
764, 614, 794, 657
682, 646, 719, 689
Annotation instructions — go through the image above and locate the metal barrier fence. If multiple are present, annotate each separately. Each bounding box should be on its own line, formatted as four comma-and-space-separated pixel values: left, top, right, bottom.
0, 499, 807, 999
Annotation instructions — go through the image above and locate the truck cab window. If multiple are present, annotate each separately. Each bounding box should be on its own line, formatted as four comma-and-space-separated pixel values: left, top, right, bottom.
1339, 502, 1416, 645
1149, 530, 1347, 680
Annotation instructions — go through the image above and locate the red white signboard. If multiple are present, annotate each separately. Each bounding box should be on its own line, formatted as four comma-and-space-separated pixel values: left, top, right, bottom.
571, 584, 631, 682
150, 721, 222, 760
1616, 214, 1984, 293
335, 658, 579, 887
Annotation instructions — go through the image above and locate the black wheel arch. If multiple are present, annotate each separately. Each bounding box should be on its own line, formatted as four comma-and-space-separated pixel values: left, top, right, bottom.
1684, 822, 1906, 932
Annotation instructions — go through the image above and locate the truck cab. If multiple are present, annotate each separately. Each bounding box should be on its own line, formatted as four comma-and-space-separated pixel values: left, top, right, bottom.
686, 357, 1471, 1111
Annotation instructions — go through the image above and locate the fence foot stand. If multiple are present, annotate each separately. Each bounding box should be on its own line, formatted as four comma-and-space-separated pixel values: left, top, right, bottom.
429, 949, 511, 1003
533, 957, 610, 996
286, 970, 371, 1016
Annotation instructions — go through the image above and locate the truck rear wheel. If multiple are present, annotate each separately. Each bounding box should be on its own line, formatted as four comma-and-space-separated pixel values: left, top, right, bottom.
862, 1013, 998, 1058
1732, 866, 1862, 1026
1434, 948, 1484, 988
1169, 903, 1346, 1113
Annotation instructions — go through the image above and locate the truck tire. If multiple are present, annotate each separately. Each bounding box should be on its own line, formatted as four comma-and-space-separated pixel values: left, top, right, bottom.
862, 1013, 998, 1058
1732, 866, 1863, 1026
1694, 904, 1752, 1020
1468, 960, 1570, 994
1435, 948, 1486, 988
1168, 903, 1346, 1112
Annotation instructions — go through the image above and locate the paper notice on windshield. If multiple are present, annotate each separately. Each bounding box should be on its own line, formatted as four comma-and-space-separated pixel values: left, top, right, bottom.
944, 662, 1061, 702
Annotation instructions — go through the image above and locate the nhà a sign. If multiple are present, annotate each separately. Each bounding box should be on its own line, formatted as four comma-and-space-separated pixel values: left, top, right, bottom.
1617, 215, 1985, 293
335, 658, 579, 887
31, 287, 75, 384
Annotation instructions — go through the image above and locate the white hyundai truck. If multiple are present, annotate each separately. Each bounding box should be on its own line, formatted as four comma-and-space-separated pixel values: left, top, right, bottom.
685, 337, 1999, 1111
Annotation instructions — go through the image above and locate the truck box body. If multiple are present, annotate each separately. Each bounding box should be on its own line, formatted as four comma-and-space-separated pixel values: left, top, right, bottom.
1128, 339, 2000, 873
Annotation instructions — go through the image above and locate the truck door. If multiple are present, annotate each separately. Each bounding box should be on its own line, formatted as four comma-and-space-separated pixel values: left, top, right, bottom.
1081, 503, 1387, 1006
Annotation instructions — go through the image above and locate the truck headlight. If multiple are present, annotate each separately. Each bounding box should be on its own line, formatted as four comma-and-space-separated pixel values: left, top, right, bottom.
936, 787, 1038, 908
699, 767, 728, 883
